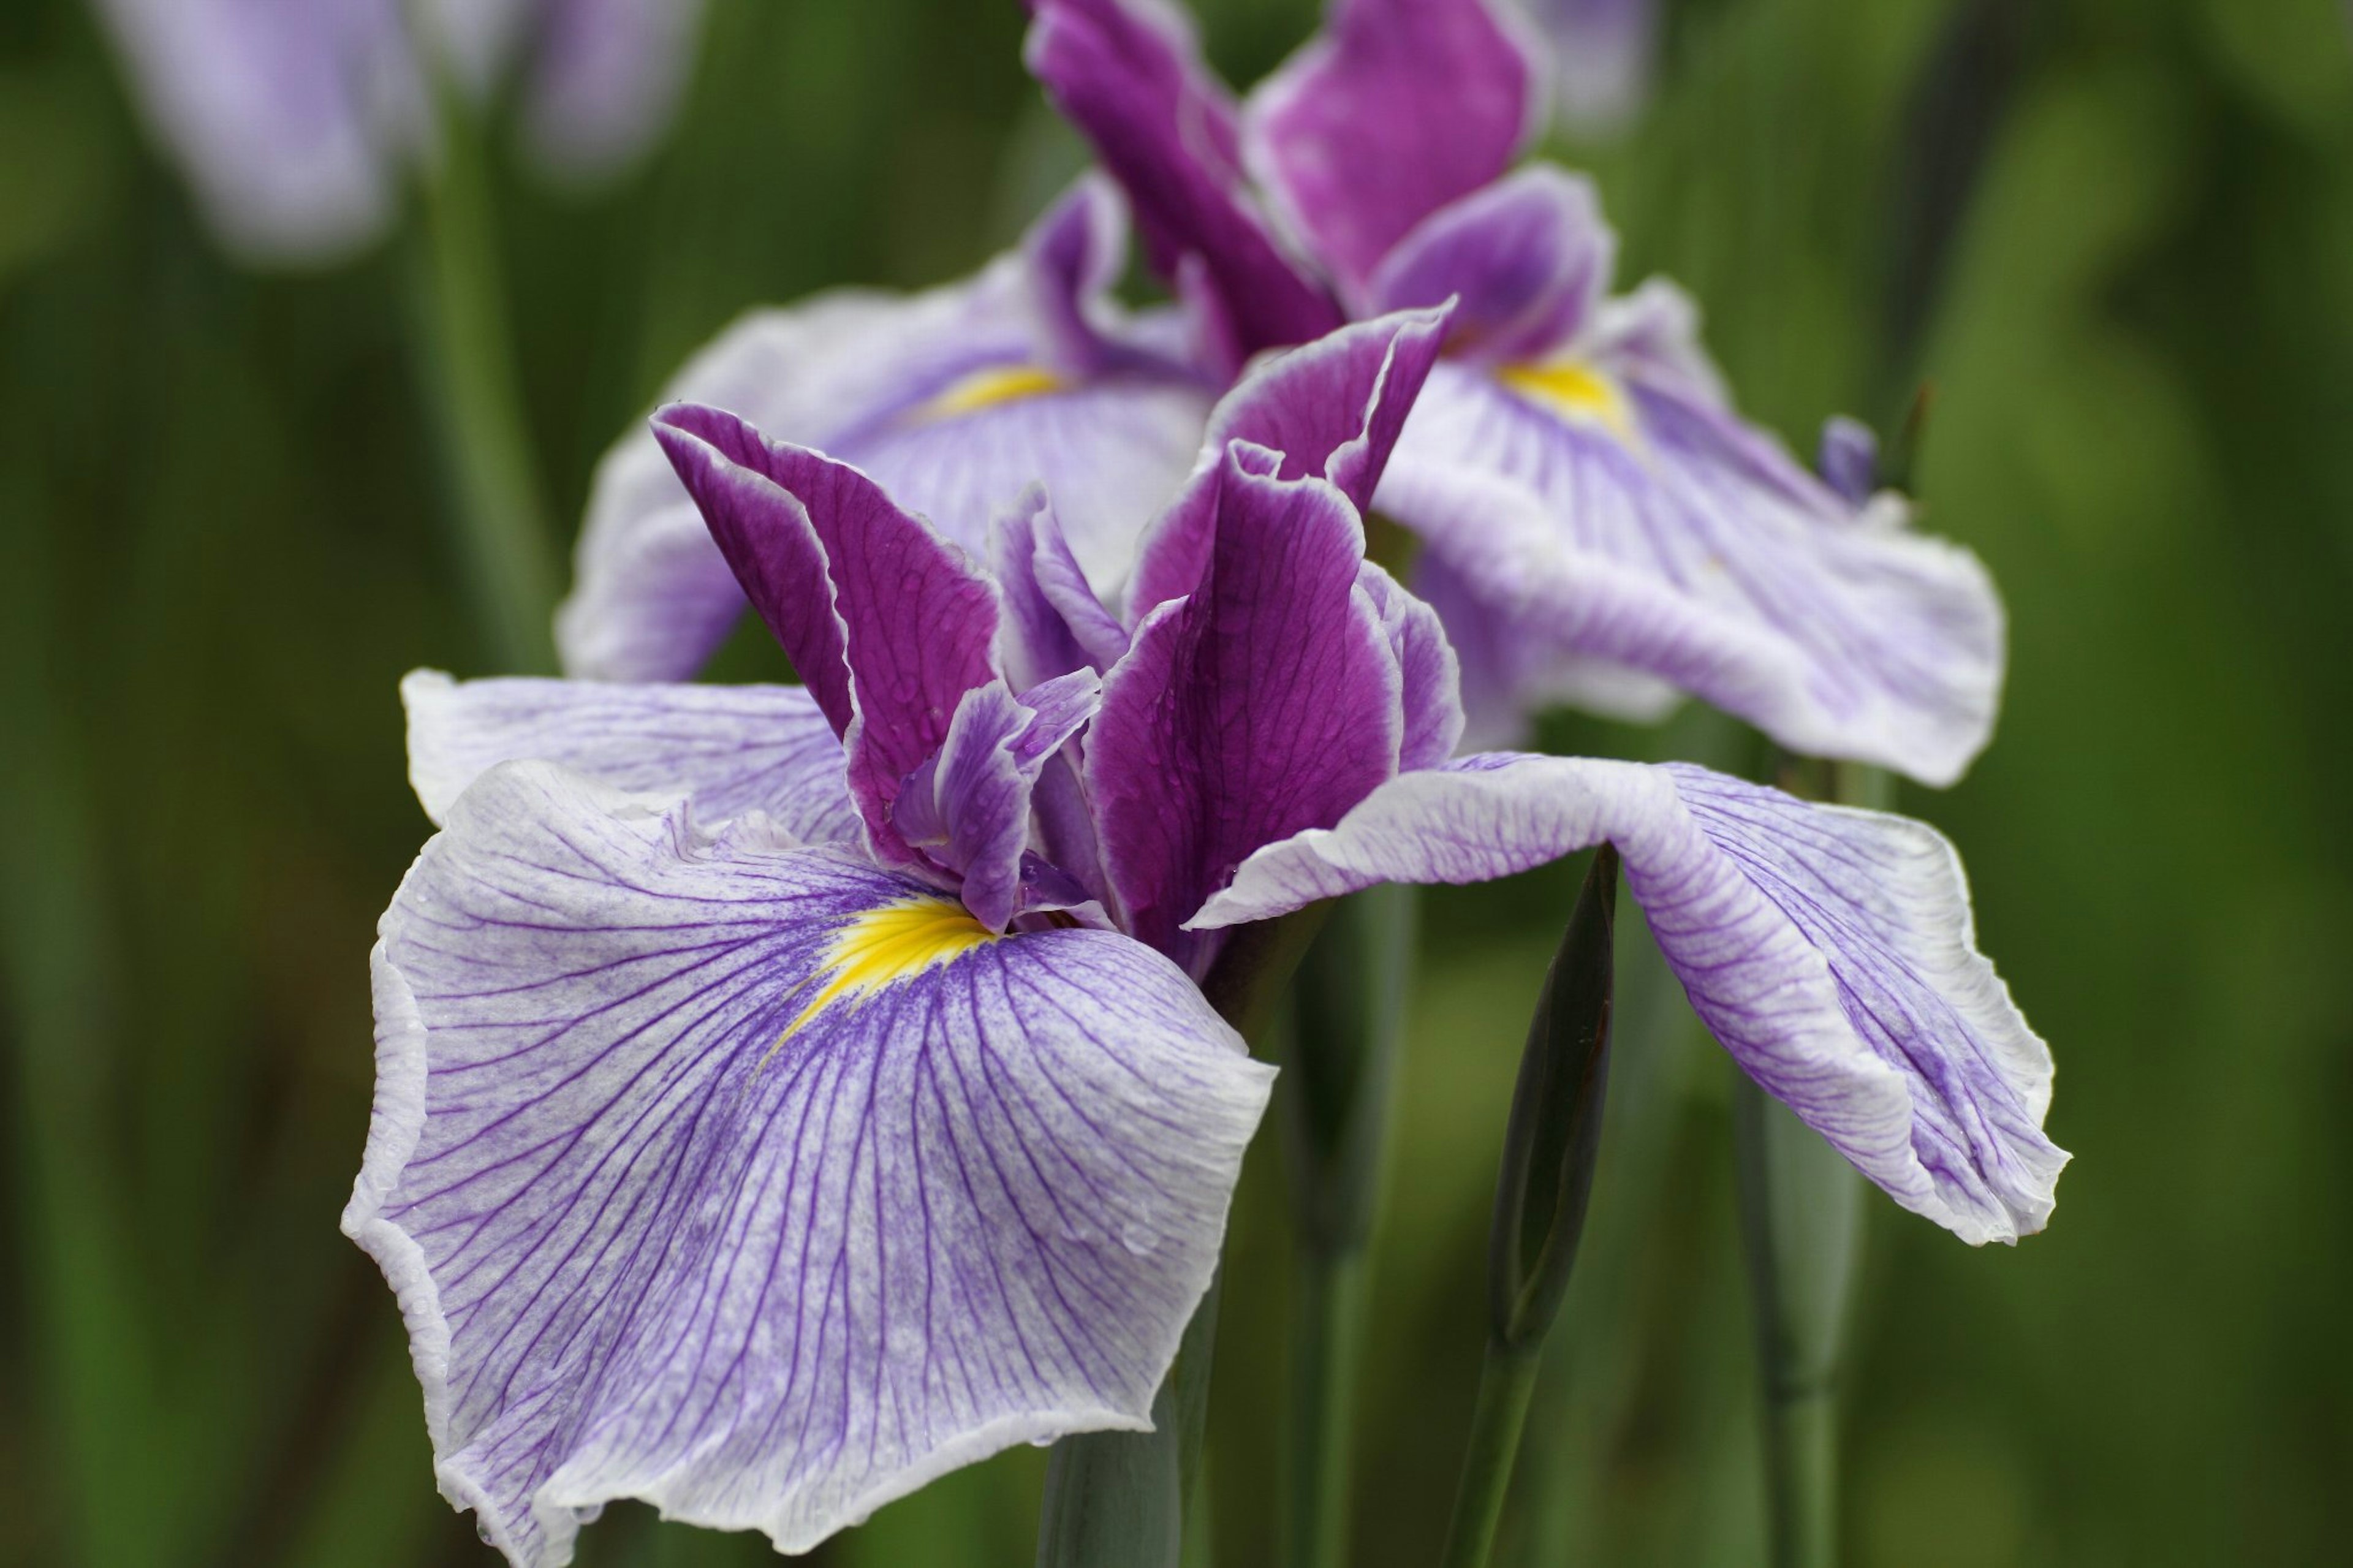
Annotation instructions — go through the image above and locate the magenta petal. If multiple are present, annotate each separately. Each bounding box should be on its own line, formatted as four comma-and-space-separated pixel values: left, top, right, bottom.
1368, 167, 1613, 363
651, 407, 1002, 855
1243, 0, 1540, 293
1090, 443, 1403, 969
1026, 0, 1343, 360
1127, 309, 1448, 619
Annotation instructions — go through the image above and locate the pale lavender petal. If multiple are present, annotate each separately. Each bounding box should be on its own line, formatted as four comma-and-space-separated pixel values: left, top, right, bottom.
347, 760, 1272, 1564
1377, 361, 2004, 784
1090, 444, 1402, 971
1188, 754, 2066, 1243
1025, 0, 1344, 360
1127, 309, 1448, 620
402, 670, 859, 845
93, 0, 422, 262
1367, 167, 1613, 363
1355, 562, 1465, 770
650, 408, 1002, 855
1242, 0, 1540, 293
558, 259, 1207, 680
521, 0, 707, 178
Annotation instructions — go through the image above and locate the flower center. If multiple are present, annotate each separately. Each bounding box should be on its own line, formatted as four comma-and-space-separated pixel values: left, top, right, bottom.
1496, 359, 1638, 444
782, 896, 999, 1039
918, 363, 1068, 422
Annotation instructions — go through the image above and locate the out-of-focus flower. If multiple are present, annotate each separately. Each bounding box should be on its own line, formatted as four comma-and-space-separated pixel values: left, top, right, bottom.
349, 309, 2061, 1559
91, 0, 705, 262
1513, 0, 1659, 134
556, 176, 1216, 683
1028, 0, 2004, 784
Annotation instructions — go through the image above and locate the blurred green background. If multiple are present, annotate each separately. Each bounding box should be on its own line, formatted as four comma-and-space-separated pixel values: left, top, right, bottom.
4, 0, 2351, 1564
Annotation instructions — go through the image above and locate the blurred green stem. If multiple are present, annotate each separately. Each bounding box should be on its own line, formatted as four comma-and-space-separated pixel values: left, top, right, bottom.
1280, 885, 1415, 1568
407, 90, 558, 673
1438, 1345, 1544, 1568
1735, 761, 1876, 1568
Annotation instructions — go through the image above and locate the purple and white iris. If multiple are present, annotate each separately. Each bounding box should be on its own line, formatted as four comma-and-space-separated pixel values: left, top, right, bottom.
349, 312, 2063, 1562
556, 176, 1216, 683
92, 0, 705, 261
1026, 0, 2004, 783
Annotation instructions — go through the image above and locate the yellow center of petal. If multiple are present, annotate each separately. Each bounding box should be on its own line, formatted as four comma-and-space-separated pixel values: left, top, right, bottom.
780, 896, 1001, 1042
917, 364, 1068, 422
1497, 359, 1639, 444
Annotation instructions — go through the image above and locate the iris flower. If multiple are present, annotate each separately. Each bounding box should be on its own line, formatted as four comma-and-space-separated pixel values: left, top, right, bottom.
556, 176, 1216, 682
1028, 0, 2004, 782
349, 312, 2063, 1561
93, 0, 705, 260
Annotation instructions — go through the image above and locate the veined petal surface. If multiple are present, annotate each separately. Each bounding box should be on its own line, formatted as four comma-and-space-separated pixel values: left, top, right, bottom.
347, 762, 1272, 1565
1243, 0, 1540, 295
1189, 754, 2064, 1242
403, 670, 860, 844
1379, 361, 2004, 784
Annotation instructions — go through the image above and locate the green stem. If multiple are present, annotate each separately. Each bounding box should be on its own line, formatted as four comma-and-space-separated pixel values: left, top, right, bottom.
1278, 885, 1414, 1568
1437, 1344, 1545, 1568
1284, 1249, 1371, 1568
1732, 1077, 1864, 1568
407, 92, 558, 673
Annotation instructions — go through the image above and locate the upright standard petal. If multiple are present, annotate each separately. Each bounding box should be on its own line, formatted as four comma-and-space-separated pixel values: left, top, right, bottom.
403, 670, 860, 844
651, 408, 1001, 856
1026, 0, 1343, 361
1379, 355, 2006, 784
347, 762, 1274, 1565
1189, 754, 2066, 1243
1127, 308, 1447, 619
1242, 0, 1541, 294
1515, 0, 1658, 134
558, 194, 1208, 681
1090, 444, 1403, 969
1367, 168, 1615, 363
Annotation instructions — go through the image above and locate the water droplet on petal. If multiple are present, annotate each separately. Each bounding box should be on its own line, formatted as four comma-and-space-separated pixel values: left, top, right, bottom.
1120, 1222, 1160, 1256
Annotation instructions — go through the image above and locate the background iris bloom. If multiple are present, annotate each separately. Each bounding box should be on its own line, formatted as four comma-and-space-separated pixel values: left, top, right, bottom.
91, 0, 705, 261
1029, 0, 2003, 784
354, 312, 2061, 1561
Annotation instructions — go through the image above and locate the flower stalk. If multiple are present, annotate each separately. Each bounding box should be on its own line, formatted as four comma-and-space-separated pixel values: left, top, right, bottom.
1278, 884, 1417, 1568
407, 86, 559, 673
1439, 847, 1619, 1568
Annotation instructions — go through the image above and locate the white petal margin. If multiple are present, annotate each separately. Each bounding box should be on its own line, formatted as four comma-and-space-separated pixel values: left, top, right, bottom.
402, 670, 862, 845
346, 761, 1273, 1564
1187, 756, 2066, 1243
556, 274, 1207, 682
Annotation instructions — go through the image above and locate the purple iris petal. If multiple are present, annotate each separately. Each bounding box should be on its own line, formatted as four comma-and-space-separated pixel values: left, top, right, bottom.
1518, 0, 1658, 134
990, 491, 1132, 691
1368, 167, 1614, 363
1241, 0, 1540, 294
402, 670, 860, 844
650, 407, 1002, 857
1025, 0, 1344, 362
347, 760, 1271, 1565
1127, 307, 1448, 619
559, 184, 1210, 682
1188, 754, 2066, 1244
1817, 414, 1881, 508
892, 672, 1104, 930
1089, 442, 1404, 971
1355, 562, 1467, 769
